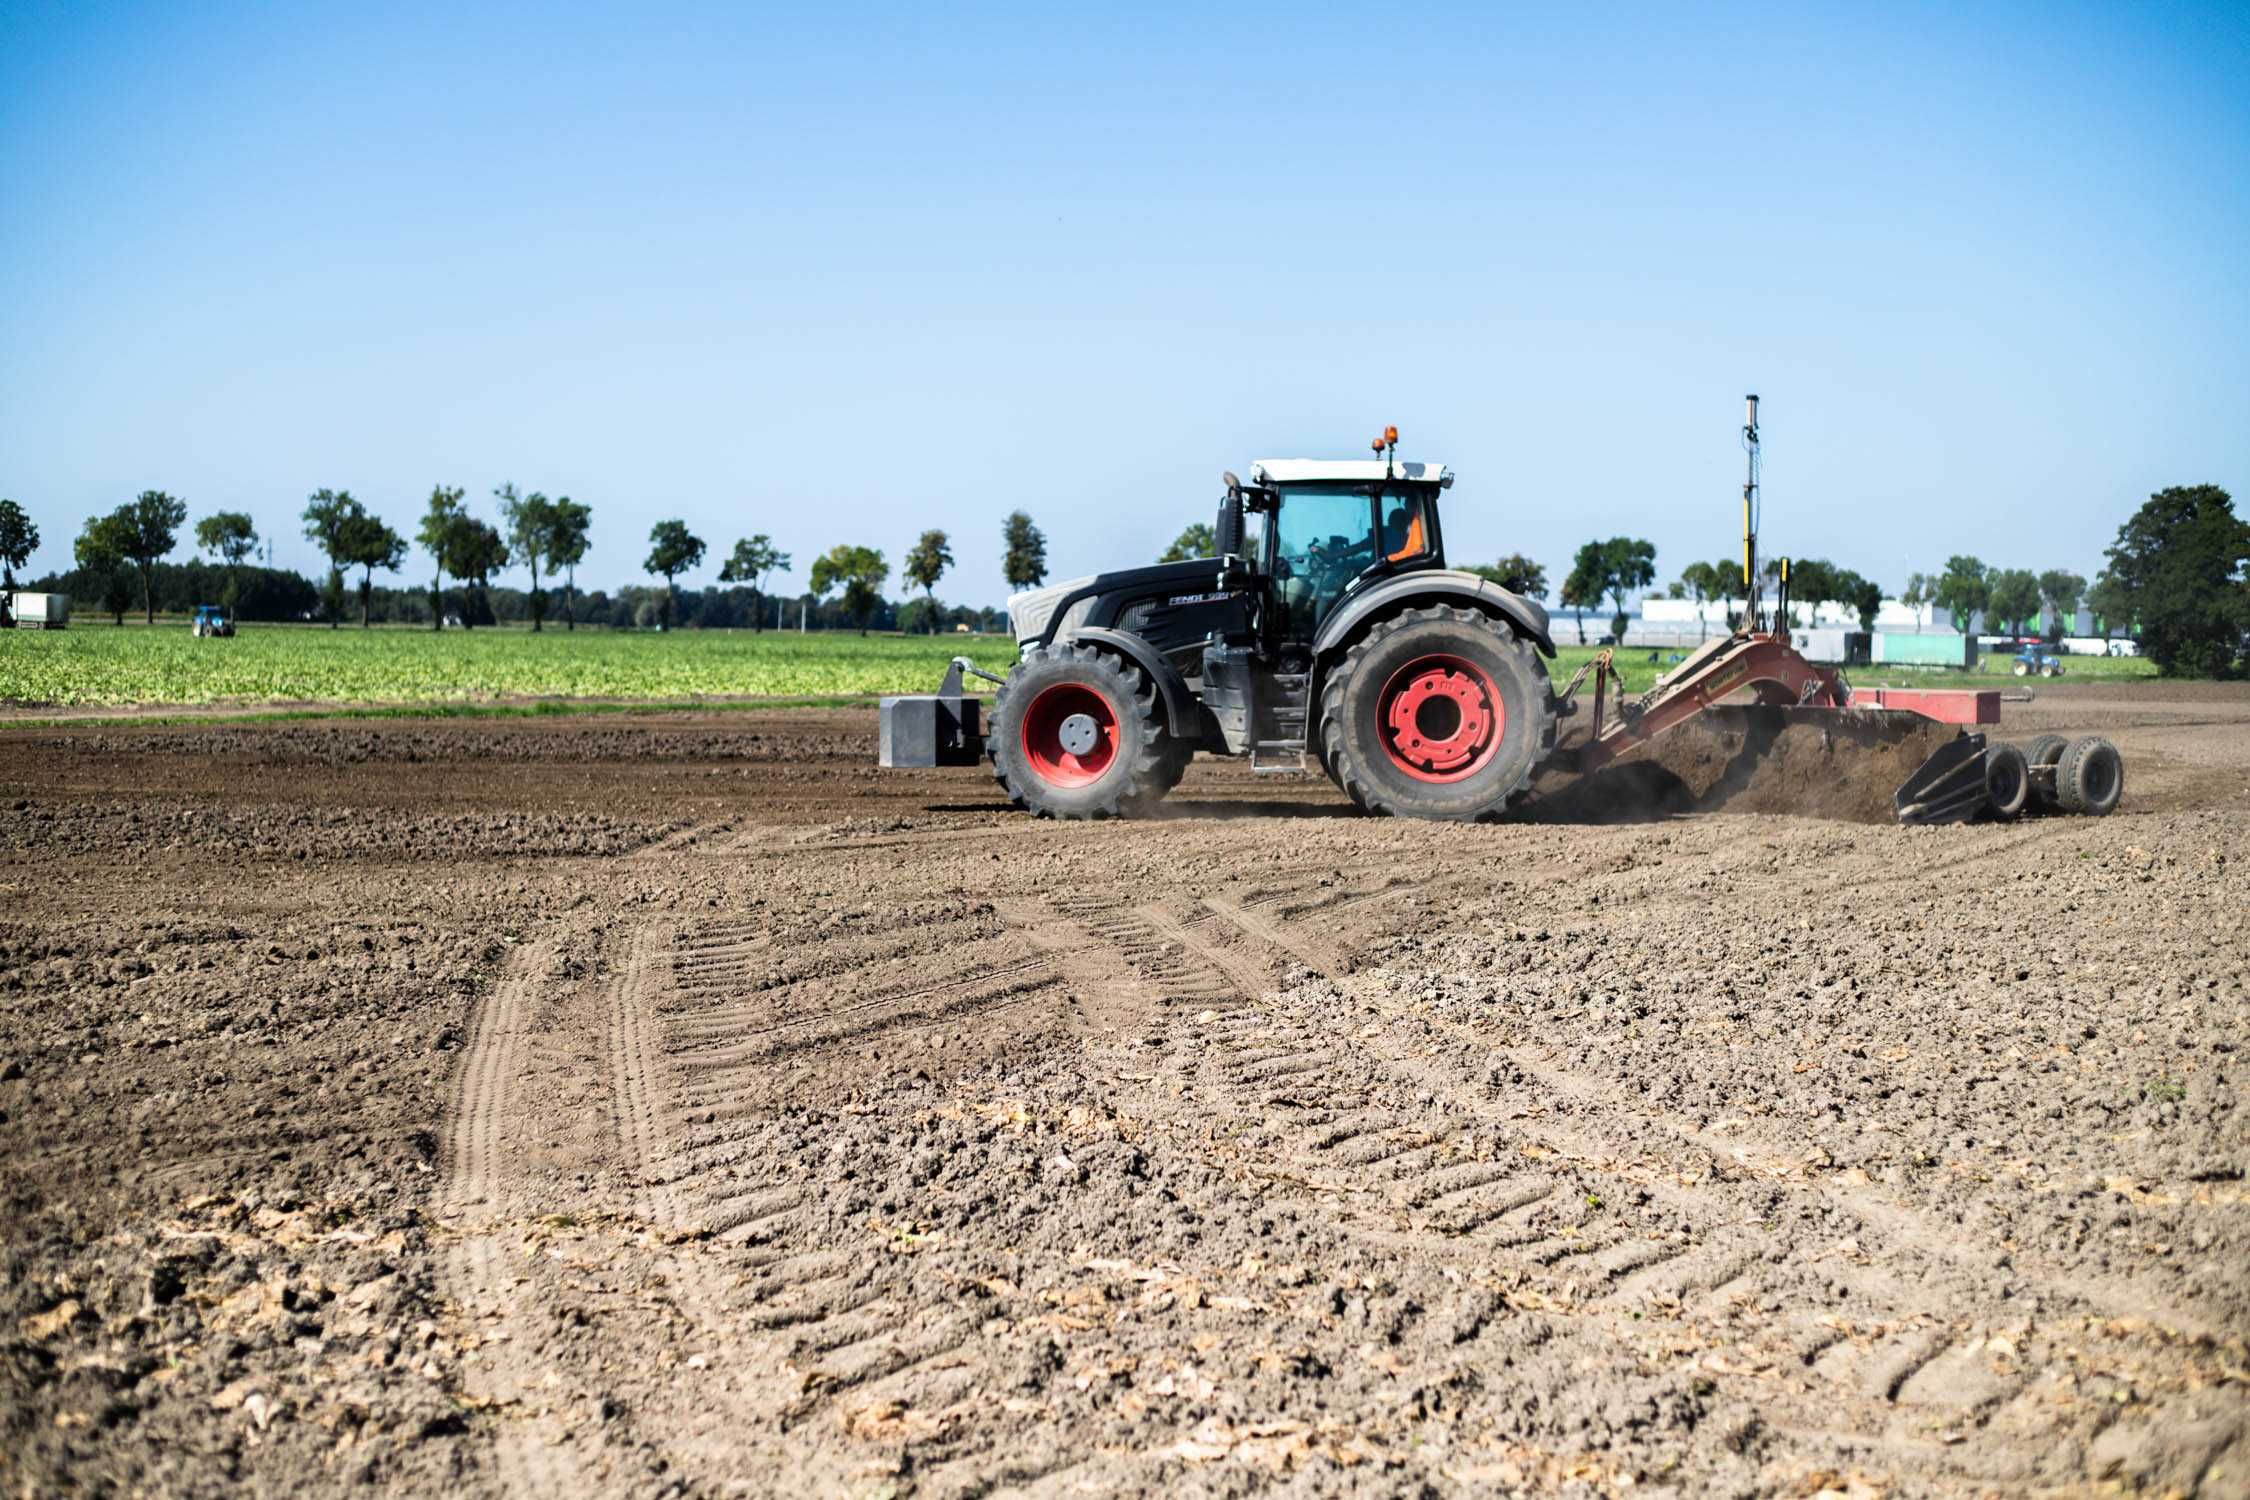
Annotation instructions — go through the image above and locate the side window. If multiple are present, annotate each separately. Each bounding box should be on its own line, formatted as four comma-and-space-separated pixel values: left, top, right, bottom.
1239, 508, 1266, 562
1382, 494, 1427, 562
1272, 492, 1375, 634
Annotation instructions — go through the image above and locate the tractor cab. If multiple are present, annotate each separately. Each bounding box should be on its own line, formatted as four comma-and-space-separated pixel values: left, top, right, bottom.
1221, 449, 1452, 647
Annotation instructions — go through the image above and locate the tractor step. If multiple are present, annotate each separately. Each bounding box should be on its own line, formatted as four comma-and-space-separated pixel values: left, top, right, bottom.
1250, 740, 1308, 774
1256, 672, 1310, 771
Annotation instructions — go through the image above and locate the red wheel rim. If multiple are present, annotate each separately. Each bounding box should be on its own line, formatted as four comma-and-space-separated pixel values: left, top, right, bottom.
1377, 653, 1503, 783
1019, 682, 1120, 787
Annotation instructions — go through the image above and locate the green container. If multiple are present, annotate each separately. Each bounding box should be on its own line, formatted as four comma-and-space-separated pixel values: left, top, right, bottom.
1872, 632, 1973, 668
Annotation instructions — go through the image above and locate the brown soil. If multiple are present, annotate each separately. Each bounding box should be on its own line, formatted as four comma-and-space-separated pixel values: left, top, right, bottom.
1529, 708, 1963, 825
4, 687, 2246, 1497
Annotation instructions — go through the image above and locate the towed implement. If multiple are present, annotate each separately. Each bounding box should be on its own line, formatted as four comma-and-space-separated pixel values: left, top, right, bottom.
880, 416, 2122, 825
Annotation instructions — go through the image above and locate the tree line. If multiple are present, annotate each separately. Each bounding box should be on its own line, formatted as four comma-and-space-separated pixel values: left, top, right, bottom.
6, 484, 2240, 672
0, 490, 1069, 635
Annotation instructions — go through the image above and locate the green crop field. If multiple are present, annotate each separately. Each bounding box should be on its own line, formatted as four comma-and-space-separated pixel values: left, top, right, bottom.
0, 625, 1019, 709
0, 624, 2158, 713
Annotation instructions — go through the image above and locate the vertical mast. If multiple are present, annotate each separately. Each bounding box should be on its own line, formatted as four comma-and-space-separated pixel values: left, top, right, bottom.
1741, 394, 1760, 633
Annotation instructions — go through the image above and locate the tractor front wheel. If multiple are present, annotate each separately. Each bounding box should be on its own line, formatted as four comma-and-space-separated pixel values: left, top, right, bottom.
990, 643, 1176, 819
1318, 604, 1554, 821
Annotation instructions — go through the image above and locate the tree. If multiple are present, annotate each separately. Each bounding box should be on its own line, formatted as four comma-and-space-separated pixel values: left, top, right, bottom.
2095, 484, 2250, 677
193, 511, 259, 618
644, 520, 705, 629
498, 485, 559, 631
1676, 561, 1720, 639
302, 488, 363, 629
1902, 572, 1931, 610
902, 530, 954, 629
1002, 510, 1047, 590
441, 519, 510, 628
1986, 568, 2041, 636
1931, 555, 1990, 634
1464, 553, 1547, 600
1599, 536, 1656, 639
1834, 568, 1884, 633
717, 534, 790, 631
1772, 557, 1839, 624
1560, 541, 1607, 644
1708, 555, 1744, 629
418, 486, 465, 630
1754, 557, 1882, 633
74, 513, 136, 625
0, 499, 37, 592
1159, 522, 1215, 563
549, 496, 592, 631
339, 511, 408, 627
810, 544, 890, 634
109, 490, 189, 625
2087, 571, 2133, 641
2038, 568, 2087, 638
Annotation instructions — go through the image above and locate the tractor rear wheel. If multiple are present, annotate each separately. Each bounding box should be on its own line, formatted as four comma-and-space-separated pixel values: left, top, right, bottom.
1318, 604, 1554, 821
990, 642, 1176, 818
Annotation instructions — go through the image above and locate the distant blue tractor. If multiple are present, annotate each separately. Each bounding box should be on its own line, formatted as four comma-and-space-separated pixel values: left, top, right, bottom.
2011, 643, 2062, 678
190, 605, 235, 638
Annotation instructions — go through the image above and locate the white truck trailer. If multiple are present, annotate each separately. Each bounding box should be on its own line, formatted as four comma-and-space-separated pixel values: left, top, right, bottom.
7, 592, 70, 628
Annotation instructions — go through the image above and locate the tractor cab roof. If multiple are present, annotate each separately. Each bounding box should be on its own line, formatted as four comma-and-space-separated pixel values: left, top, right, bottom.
1250, 459, 1452, 489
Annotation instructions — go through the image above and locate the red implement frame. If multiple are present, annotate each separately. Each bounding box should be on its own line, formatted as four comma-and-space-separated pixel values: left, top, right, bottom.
1567, 632, 1998, 773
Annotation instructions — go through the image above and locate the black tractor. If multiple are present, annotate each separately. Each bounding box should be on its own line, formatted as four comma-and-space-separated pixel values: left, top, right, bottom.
879, 429, 1558, 820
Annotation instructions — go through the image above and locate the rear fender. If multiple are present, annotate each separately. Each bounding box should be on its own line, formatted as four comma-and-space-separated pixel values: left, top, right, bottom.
1312, 571, 1556, 663
1063, 627, 1199, 742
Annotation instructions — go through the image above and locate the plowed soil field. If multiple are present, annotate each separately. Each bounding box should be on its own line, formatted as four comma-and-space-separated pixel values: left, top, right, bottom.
4, 683, 2246, 1498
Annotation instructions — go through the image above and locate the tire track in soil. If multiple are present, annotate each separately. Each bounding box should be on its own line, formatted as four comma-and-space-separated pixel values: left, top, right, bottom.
603, 877, 1114, 1498
439, 826, 2243, 1498
436, 932, 593, 1492
1176, 883, 2245, 1495
631, 816, 741, 861
605, 921, 674, 1222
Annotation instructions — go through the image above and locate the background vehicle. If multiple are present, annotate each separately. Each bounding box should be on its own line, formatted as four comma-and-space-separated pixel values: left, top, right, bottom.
2012, 644, 2063, 677
5, 592, 70, 629
190, 605, 235, 638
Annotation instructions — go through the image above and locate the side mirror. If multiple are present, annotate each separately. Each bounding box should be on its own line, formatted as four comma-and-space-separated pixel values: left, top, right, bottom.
1215, 482, 1244, 559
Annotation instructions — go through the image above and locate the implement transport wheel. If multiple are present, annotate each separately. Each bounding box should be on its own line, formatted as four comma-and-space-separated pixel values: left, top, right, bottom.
2021, 734, 2068, 812
2055, 735, 2124, 817
1319, 604, 1554, 821
990, 642, 1176, 818
1983, 741, 2029, 821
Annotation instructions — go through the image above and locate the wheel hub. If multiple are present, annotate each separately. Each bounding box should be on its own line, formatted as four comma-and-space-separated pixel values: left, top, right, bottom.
1382, 659, 1499, 777
1018, 682, 1121, 788
1057, 712, 1100, 756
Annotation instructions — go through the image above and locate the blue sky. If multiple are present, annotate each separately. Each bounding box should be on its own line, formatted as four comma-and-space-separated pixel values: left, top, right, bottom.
2, 1, 2245, 608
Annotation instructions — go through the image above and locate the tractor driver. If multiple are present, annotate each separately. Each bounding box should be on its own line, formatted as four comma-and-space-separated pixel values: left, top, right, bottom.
1382, 494, 1428, 562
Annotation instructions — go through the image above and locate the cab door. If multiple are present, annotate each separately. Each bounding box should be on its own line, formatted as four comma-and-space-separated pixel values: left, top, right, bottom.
1268, 489, 1377, 641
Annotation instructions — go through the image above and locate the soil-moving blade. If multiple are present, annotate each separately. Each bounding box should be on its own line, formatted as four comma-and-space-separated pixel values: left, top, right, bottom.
1891, 732, 1990, 825
1560, 633, 2003, 825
